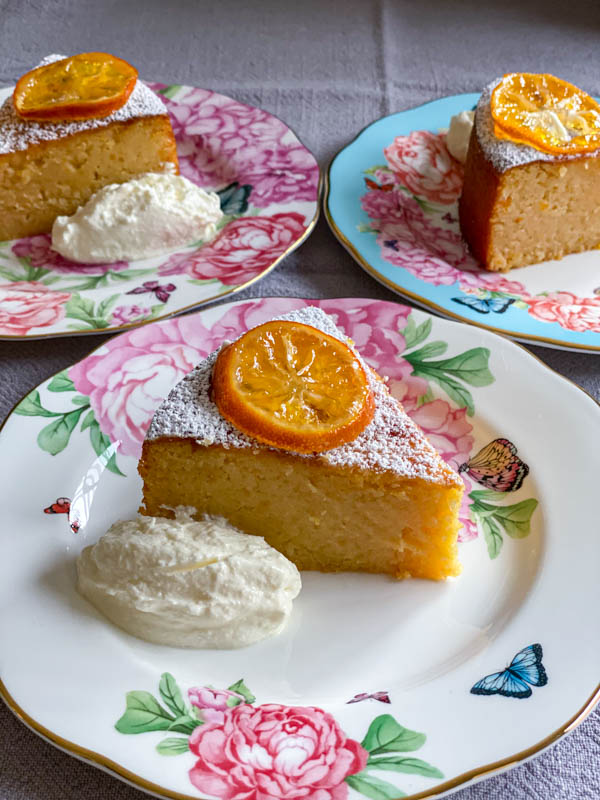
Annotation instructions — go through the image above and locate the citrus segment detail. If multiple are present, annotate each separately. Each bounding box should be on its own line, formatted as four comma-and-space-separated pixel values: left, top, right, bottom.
211, 321, 375, 453
491, 73, 600, 155
13, 53, 138, 121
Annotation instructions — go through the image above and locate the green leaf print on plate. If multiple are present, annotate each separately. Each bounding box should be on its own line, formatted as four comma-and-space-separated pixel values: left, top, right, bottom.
361, 714, 426, 754
404, 342, 493, 417
14, 369, 125, 477
115, 673, 443, 799
469, 490, 539, 559
346, 773, 407, 799
115, 691, 179, 734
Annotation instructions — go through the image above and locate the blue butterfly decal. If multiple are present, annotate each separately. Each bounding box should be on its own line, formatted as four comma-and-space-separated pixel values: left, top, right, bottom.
471, 643, 548, 699
452, 295, 515, 314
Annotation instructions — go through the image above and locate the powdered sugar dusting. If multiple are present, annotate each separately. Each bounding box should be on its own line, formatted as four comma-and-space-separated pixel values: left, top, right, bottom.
0, 54, 168, 155
475, 78, 599, 173
146, 306, 461, 487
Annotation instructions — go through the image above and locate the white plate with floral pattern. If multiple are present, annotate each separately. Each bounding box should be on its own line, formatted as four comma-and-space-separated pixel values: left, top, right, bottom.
0, 83, 319, 339
326, 94, 600, 352
0, 296, 598, 800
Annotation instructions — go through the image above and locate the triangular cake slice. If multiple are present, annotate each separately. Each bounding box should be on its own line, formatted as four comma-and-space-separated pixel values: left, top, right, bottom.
139, 307, 464, 580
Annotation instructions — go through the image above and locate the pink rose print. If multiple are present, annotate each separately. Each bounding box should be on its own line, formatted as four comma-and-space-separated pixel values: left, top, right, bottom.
0, 281, 70, 335
525, 292, 600, 332
379, 238, 464, 286
154, 86, 319, 207
69, 315, 215, 457
317, 298, 412, 382
188, 702, 367, 800
384, 131, 463, 204
360, 188, 403, 223
188, 686, 245, 725
458, 269, 528, 297
204, 298, 306, 347
457, 473, 478, 542
159, 213, 307, 285
371, 192, 478, 277
409, 400, 474, 465
362, 184, 530, 298
12, 235, 128, 274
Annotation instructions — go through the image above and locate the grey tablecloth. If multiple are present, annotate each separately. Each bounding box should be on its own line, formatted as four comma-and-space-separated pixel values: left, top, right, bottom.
1, 1, 599, 798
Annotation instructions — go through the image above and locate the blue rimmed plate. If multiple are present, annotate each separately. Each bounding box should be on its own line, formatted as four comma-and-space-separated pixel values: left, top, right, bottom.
326, 94, 600, 352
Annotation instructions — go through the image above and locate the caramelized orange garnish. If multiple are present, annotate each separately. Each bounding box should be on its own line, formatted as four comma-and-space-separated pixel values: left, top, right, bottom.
491, 73, 600, 155
212, 320, 375, 453
13, 53, 138, 121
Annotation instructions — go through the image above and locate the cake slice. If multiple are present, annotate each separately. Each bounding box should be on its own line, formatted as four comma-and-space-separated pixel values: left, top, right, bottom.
0, 54, 179, 240
459, 76, 600, 271
139, 308, 464, 581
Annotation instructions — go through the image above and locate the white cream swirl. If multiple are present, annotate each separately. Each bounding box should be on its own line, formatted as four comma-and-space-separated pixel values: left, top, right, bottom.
77, 510, 301, 648
52, 172, 223, 263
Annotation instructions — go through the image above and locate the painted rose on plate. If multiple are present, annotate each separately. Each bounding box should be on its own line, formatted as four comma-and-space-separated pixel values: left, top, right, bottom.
155, 86, 319, 207
115, 673, 444, 800
358, 129, 600, 339
188, 686, 246, 725
12, 234, 128, 275
110, 305, 153, 326
384, 131, 463, 204
525, 291, 600, 333
0, 281, 71, 335
188, 702, 367, 800
159, 213, 307, 285
69, 315, 215, 457
0, 83, 318, 338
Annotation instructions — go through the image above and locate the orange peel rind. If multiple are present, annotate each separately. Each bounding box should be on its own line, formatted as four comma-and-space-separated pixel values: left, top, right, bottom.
13, 52, 138, 122
491, 72, 600, 155
211, 320, 375, 453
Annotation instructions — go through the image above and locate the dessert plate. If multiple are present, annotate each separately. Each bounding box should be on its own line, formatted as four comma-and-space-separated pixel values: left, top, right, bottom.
0, 84, 320, 339
1, 296, 598, 800
326, 93, 600, 352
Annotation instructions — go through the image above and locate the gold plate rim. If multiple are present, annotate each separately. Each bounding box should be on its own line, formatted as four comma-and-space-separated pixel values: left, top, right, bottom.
0, 83, 322, 341
1, 294, 599, 800
324, 102, 600, 354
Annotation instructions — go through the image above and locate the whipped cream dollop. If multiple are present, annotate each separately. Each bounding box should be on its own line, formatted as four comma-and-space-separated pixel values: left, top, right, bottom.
77, 511, 301, 648
445, 110, 474, 163
52, 173, 223, 263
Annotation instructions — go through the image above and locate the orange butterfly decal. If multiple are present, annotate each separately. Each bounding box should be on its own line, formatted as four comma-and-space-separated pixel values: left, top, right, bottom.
458, 438, 529, 492
364, 177, 394, 192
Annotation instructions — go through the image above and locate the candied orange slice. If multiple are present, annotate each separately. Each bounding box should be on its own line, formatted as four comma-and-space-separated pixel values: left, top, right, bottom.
211, 320, 375, 453
491, 73, 600, 155
13, 53, 138, 121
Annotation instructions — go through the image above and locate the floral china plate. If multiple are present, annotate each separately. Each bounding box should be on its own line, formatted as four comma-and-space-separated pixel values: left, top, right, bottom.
326, 94, 600, 352
0, 296, 598, 800
0, 84, 319, 339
